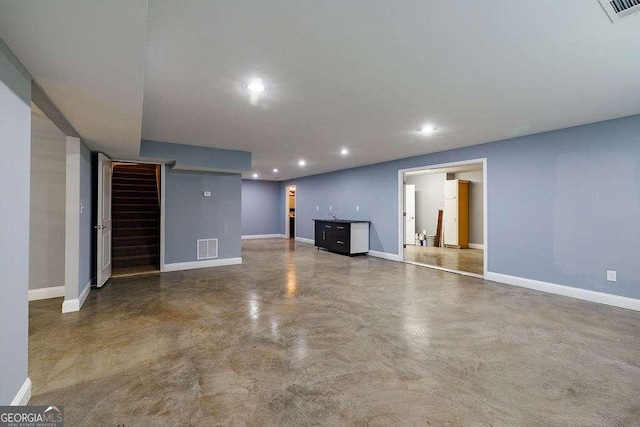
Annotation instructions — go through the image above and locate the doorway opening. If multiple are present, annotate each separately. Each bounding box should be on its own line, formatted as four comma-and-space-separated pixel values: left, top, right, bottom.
285, 185, 296, 239
399, 159, 487, 278
110, 162, 162, 278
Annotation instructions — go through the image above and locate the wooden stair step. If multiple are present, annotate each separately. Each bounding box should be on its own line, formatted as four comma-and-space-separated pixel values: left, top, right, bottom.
112, 176, 156, 183
113, 168, 156, 174
113, 236, 158, 246
113, 182, 156, 188
113, 204, 158, 212
112, 189, 158, 194
113, 212, 159, 220
113, 195, 157, 199
113, 245, 159, 257
113, 227, 158, 238
112, 254, 158, 268
113, 219, 158, 228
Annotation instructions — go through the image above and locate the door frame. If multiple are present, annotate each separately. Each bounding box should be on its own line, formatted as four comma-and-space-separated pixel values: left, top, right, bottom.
109, 159, 167, 272
285, 185, 296, 239
404, 184, 416, 245
397, 158, 488, 278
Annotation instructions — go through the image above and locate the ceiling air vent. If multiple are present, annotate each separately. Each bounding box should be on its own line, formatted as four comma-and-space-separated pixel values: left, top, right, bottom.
599, 0, 640, 22
197, 238, 218, 260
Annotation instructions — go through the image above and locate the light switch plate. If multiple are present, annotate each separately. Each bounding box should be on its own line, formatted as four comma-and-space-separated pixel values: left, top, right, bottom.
203, 191, 212, 197
607, 270, 617, 282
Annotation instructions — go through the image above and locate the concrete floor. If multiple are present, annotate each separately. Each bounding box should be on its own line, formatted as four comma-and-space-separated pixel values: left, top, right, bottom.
29, 239, 640, 425
404, 245, 484, 275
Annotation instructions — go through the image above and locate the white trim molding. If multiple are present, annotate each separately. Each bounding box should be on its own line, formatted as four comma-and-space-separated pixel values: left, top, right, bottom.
64, 137, 80, 302
368, 250, 403, 262
485, 272, 640, 312
468, 243, 485, 250
294, 237, 314, 245
11, 378, 31, 406
163, 257, 242, 272
160, 164, 166, 272
242, 234, 286, 240
62, 278, 92, 313
405, 260, 484, 278
28, 286, 65, 301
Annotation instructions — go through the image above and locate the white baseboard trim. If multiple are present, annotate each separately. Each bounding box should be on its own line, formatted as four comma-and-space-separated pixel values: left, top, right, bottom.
163, 257, 242, 272
468, 243, 485, 250
28, 286, 65, 301
295, 237, 315, 245
368, 250, 403, 262
242, 234, 286, 240
11, 378, 31, 406
62, 278, 92, 313
485, 272, 640, 312
404, 260, 484, 279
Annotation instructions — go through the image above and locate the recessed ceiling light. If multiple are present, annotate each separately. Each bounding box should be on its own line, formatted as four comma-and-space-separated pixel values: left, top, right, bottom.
298, 160, 306, 167
247, 78, 266, 93
340, 148, 349, 156
272, 168, 278, 173
252, 173, 259, 178
420, 124, 436, 135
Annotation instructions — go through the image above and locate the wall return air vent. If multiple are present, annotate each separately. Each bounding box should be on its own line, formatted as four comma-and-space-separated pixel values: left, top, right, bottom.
197, 238, 218, 260
599, 0, 640, 22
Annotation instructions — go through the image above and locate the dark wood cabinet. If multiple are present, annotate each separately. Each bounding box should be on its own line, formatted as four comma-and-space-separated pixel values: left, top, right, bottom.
313, 220, 370, 255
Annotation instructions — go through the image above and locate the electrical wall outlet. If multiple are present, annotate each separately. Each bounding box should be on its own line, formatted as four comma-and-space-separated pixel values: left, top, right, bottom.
607, 270, 617, 282
316, 206, 319, 211
203, 191, 212, 197
329, 206, 333, 211
356, 205, 360, 211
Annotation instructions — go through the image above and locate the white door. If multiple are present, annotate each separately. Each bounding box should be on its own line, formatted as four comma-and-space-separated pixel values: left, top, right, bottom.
404, 184, 416, 245
97, 153, 112, 287
443, 197, 458, 246
444, 180, 458, 198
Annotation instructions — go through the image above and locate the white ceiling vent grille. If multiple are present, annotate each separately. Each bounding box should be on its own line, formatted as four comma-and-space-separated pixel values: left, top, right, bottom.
197, 238, 218, 260
599, 0, 640, 22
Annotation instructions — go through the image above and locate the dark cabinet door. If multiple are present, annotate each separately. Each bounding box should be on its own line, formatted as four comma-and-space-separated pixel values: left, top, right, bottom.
314, 221, 332, 249
333, 223, 349, 236
331, 235, 350, 253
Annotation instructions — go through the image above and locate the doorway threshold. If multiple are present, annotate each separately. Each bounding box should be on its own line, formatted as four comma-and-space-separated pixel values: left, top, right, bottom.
402, 260, 484, 279
111, 266, 160, 278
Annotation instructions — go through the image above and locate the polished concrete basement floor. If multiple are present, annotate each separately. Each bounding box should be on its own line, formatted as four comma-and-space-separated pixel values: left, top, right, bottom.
404, 244, 484, 275
29, 239, 640, 425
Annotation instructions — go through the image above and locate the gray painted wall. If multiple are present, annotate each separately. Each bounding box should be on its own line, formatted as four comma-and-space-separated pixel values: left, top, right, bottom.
455, 170, 484, 245
406, 173, 445, 238
284, 114, 640, 300
0, 44, 30, 404
79, 142, 93, 292
30, 106, 66, 290
140, 139, 251, 172
165, 170, 241, 263
241, 180, 283, 236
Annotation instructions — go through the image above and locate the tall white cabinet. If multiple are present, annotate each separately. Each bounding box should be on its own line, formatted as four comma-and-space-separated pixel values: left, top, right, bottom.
443, 179, 469, 249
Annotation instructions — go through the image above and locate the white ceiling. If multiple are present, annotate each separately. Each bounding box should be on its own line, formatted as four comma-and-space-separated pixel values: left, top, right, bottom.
1, 1, 640, 180
0, 0, 148, 158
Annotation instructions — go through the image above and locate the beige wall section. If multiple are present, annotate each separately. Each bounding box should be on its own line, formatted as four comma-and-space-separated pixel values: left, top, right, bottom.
406, 173, 446, 236
29, 104, 66, 290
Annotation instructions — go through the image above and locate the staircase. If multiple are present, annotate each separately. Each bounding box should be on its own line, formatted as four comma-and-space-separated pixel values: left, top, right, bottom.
111, 164, 160, 272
